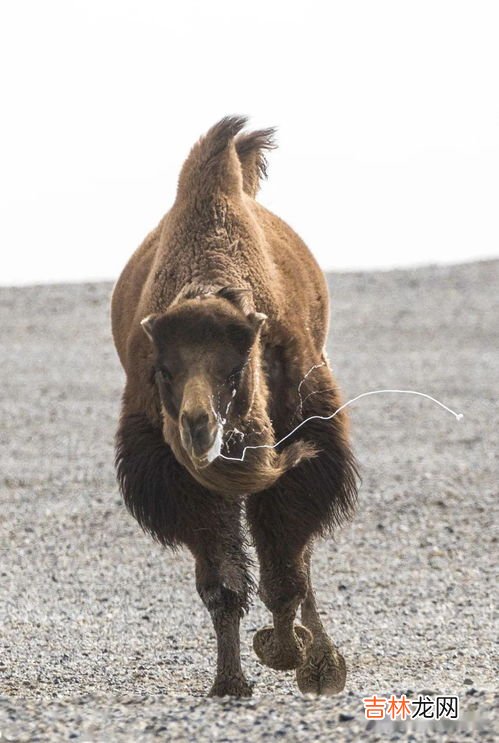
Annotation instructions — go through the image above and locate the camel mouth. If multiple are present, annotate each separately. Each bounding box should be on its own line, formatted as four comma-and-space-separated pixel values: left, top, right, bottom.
188, 423, 224, 469
191, 454, 213, 470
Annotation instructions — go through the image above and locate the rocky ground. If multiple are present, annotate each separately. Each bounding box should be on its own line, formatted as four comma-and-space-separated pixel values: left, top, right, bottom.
0, 260, 497, 741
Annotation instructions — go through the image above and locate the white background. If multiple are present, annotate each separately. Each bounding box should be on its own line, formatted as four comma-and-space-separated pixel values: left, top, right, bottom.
1, 0, 497, 285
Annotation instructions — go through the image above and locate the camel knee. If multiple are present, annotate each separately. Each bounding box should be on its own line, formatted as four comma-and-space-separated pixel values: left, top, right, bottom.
195, 561, 251, 618
197, 580, 247, 618
260, 566, 308, 615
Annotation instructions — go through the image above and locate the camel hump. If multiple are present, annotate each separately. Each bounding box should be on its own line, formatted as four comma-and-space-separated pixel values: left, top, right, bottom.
235, 127, 277, 198
176, 115, 248, 206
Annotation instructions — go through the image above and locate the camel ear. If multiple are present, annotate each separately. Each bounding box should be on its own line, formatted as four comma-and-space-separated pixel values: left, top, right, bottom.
216, 286, 267, 331
216, 286, 253, 315
140, 314, 158, 341
248, 311, 267, 331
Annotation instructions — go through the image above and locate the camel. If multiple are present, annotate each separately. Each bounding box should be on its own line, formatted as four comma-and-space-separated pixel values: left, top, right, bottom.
111, 116, 358, 697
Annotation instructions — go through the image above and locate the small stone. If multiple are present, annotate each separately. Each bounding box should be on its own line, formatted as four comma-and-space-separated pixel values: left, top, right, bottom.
338, 712, 354, 722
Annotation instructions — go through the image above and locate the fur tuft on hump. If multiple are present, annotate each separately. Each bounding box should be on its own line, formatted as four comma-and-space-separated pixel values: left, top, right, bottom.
176, 115, 248, 205
235, 127, 277, 197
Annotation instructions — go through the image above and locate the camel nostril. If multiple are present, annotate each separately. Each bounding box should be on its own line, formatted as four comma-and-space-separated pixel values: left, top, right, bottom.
183, 411, 209, 432
181, 411, 214, 456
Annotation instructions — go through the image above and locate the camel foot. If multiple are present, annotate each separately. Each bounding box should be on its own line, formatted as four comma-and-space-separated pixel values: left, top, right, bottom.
253, 624, 312, 671
208, 673, 253, 698
296, 637, 346, 695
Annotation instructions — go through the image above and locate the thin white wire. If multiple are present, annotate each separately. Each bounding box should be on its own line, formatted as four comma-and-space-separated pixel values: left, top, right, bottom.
296, 361, 326, 416
219, 389, 464, 463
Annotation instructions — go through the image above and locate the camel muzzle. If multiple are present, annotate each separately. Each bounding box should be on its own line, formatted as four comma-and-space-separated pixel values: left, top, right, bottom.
180, 410, 223, 468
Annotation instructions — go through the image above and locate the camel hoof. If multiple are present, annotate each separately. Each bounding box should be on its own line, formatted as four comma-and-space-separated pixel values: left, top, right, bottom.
208, 674, 253, 698
296, 638, 346, 695
253, 624, 313, 670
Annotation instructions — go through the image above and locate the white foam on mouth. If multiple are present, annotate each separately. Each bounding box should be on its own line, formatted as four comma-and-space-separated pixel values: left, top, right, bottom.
205, 422, 224, 463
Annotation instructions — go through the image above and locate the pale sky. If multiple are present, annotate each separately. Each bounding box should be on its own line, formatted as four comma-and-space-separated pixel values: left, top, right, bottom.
1, 0, 498, 285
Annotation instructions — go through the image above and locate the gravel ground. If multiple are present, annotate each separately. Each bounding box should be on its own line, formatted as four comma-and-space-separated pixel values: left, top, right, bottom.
1, 260, 498, 741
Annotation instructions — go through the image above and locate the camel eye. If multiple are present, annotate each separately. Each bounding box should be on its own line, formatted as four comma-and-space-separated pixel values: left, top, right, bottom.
227, 364, 243, 384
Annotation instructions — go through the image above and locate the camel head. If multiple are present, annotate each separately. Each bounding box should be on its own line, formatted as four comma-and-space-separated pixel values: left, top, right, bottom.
141, 287, 267, 471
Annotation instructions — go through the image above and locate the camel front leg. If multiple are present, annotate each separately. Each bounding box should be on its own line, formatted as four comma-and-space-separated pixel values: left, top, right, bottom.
295, 544, 346, 694
245, 355, 357, 683
116, 410, 253, 696
188, 498, 254, 697
253, 549, 313, 670
194, 550, 252, 697
246, 495, 313, 670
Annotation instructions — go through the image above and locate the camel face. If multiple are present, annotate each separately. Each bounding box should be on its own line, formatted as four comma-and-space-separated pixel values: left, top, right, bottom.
141, 294, 259, 469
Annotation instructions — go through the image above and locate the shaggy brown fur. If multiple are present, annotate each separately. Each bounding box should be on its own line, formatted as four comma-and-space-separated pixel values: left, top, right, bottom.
112, 116, 358, 697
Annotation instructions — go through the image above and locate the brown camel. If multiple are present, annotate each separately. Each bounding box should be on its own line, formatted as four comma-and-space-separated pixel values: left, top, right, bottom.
111, 116, 358, 697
